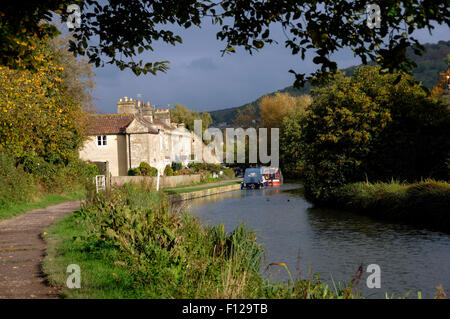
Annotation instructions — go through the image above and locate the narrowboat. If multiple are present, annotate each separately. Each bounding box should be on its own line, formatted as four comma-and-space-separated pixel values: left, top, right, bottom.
241, 168, 265, 189
261, 166, 283, 186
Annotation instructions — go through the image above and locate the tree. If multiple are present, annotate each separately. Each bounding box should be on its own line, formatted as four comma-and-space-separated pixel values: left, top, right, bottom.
49, 31, 96, 113
280, 110, 307, 178
201, 111, 213, 131
1, 1, 448, 87
299, 66, 450, 201
260, 93, 311, 129
0, 36, 91, 164
169, 104, 212, 132
234, 105, 258, 128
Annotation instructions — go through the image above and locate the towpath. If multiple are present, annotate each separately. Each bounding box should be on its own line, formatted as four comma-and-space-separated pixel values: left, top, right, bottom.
0, 201, 81, 298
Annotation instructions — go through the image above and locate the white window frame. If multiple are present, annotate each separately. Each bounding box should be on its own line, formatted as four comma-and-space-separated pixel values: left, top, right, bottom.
97, 135, 107, 146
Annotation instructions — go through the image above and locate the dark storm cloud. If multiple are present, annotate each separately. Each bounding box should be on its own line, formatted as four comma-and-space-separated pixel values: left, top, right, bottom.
187, 57, 218, 70
92, 22, 449, 114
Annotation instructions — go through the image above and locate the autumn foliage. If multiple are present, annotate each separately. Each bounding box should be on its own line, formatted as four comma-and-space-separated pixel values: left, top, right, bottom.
260, 93, 312, 129
292, 66, 450, 200
0, 37, 86, 165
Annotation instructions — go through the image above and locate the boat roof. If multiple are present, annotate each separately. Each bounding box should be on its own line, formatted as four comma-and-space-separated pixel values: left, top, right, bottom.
245, 168, 262, 173
261, 167, 280, 174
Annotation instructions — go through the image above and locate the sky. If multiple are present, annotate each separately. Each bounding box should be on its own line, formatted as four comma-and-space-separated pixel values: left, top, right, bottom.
91, 21, 450, 114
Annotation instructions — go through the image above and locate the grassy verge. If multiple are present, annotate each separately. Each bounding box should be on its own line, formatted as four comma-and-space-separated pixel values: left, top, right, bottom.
0, 190, 86, 222
327, 179, 450, 232
43, 183, 360, 299
163, 177, 230, 190
165, 181, 240, 195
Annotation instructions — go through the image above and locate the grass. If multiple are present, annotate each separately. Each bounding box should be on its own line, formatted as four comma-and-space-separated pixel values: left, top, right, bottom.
163, 177, 228, 190
327, 179, 450, 232
0, 190, 86, 222
43, 212, 142, 298
165, 181, 240, 195
43, 183, 361, 299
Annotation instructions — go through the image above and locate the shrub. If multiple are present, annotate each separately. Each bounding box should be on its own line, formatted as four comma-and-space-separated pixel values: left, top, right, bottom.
138, 162, 158, 176
128, 167, 140, 176
87, 164, 99, 177
171, 162, 183, 171
21, 153, 57, 188
164, 165, 174, 176
221, 167, 236, 178
300, 66, 450, 201
0, 153, 36, 208
327, 180, 450, 232
69, 185, 265, 298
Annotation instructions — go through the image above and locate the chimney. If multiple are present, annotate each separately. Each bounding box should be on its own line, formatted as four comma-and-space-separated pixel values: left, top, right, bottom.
154, 108, 171, 125
117, 96, 138, 115
142, 101, 153, 122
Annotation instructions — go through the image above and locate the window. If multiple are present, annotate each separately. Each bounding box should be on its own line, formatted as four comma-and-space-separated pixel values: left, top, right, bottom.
97, 135, 107, 146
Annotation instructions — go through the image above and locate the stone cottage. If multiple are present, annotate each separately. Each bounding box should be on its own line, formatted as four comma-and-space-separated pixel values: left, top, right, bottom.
79, 97, 219, 176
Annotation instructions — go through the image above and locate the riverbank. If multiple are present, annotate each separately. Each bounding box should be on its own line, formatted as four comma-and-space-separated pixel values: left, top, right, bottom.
42, 183, 361, 299
325, 180, 450, 233
167, 181, 241, 202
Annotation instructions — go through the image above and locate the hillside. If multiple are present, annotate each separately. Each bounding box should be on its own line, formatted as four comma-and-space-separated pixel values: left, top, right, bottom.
210, 40, 450, 126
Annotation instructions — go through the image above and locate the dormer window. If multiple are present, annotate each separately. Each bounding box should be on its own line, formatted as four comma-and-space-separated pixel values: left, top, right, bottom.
97, 135, 107, 146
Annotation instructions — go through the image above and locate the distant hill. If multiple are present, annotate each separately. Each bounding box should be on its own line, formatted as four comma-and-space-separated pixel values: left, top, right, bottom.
210, 40, 450, 126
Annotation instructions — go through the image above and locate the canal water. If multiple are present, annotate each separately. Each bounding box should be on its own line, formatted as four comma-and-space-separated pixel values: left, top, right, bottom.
178, 183, 450, 298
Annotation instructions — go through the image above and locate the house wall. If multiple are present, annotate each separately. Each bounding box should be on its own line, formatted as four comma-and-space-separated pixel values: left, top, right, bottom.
129, 133, 149, 169
170, 128, 192, 165
79, 135, 128, 176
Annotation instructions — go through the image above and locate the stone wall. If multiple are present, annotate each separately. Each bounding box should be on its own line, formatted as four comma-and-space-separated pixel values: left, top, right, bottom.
168, 183, 241, 202
111, 174, 201, 188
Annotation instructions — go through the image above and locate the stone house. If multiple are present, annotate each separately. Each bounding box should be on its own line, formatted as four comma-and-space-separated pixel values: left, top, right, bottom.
79, 96, 219, 176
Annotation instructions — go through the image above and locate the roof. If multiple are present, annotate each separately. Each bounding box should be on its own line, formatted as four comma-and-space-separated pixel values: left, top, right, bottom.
86, 114, 164, 135
86, 114, 135, 135
152, 119, 175, 131
140, 117, 159, 134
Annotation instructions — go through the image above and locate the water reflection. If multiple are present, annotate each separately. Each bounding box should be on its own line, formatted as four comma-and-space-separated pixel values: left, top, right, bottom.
181, 183, 450, 298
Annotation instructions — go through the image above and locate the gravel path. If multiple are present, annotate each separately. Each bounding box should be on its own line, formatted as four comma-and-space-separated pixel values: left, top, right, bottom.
0, 201, 81, 299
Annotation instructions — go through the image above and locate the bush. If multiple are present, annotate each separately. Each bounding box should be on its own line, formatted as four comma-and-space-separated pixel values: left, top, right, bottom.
21, 154, 57, 188
66, 185, 265, 298
128, 167, 140, 176
221, 167, 236, 178
300, 66, 450, 201
164, 165, 174, 176
327, 180, 450, 232
138, 162, 158, 176
187, 162, 235, 179
52, 159, 98, 193
171, 162, 183, 171
86, 164, 99, 177
0, 153, 36, 208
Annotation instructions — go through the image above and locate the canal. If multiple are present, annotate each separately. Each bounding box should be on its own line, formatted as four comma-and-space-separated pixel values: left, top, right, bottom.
178, 183, 450, 298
